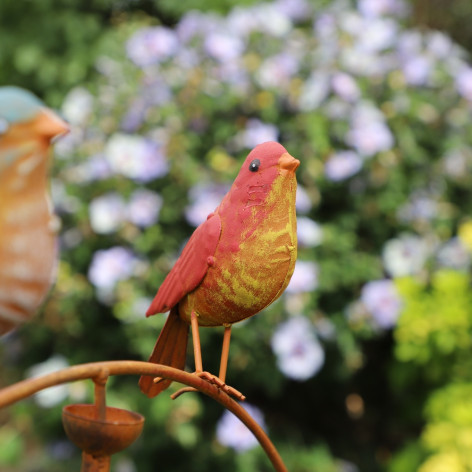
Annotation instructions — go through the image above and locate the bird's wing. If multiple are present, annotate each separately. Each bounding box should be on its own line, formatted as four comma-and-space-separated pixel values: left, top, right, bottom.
146, 213, 221, 315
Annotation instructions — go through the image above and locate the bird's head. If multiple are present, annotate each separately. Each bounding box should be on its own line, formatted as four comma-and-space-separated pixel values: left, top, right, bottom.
0, 86, 69, 141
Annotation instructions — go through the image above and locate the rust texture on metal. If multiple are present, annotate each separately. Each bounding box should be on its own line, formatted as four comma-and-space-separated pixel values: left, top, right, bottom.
0, 360, 288, 472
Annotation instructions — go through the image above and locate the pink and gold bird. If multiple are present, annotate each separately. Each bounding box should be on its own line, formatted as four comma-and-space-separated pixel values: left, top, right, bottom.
0, 86, 68, 335
139, 141, 299, 399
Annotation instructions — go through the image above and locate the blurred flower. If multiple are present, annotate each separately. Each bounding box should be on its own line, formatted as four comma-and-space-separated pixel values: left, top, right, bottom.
286, 260, 319, 294
243, 119, 279, 149
458, 221, 472, 251
88, 246, 137, 290
455, 67, 472, 101
426, 31, 453, 59
298, 71, 330, 111
401, 55, 432, 86
61, 87, 94, 126
436, 237, 471, 271
257, 53, 299, 89
275, 0, 311, 21
382, 234, 430, 277
361, 279, 402, 328
331, 72, 360, 102
346, 103, 394, 156
27, 355, 69, 408
127, 189, 163, 228
185, 183, 230, 227
251, 3, 292, 37
126, 26, 179, 67
216, 403, 266, 452
271, 316, 325, 380
89, 192, 126, 234
295, 185, 312, 214
358, 0, 408, 18
204, 32, 245, 63
297, 217, 323, 247
397, 193, 438, 223
67, 156, 113, 183
105, 133, 168, 182
324, 150, 363, 181
356, 18, 398, 53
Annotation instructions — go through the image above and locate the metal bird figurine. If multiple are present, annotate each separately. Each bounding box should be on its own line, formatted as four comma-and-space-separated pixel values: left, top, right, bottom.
0, 86, 68, 335
139, 141, 299, 399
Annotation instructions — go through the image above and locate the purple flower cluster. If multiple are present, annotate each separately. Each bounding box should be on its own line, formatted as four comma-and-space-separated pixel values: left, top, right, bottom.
216, 402, 266, 452
271, 316, 325, 380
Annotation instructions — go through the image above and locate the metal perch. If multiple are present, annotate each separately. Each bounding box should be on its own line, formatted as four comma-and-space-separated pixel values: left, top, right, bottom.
0, 360, 288, 472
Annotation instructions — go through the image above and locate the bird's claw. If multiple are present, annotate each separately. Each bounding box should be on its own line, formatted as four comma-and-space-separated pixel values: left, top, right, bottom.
170, 371, 246, 401
197, 371, 246, 401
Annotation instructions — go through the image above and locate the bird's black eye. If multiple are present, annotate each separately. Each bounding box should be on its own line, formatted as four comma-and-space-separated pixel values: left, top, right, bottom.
249, 159, 260, 172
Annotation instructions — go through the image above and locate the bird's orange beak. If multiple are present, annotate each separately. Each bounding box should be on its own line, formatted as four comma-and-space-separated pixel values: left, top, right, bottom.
34, 108, 69, 141
279, 152, 300, 173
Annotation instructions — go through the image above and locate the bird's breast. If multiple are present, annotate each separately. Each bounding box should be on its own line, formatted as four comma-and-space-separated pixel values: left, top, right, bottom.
179, 171, 297, 326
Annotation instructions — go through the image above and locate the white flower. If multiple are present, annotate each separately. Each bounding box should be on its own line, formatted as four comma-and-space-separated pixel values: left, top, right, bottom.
382, 234, 430, 277
105, 133, 168, 182
297, 217, 323, 247
243, 119, 279, 148
89, 193, 126, 234
271, 316, 325, 380
216, 403, 266, 452
27, 355, 69, 408
61, 87, 94, 126
325, 151, 363, 181
286, 260, 319, 294
361, 280, 402, 328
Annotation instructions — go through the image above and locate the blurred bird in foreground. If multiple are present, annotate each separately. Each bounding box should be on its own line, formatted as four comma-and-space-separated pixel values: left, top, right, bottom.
139, 141, 299, 399
0, 86, 68, 335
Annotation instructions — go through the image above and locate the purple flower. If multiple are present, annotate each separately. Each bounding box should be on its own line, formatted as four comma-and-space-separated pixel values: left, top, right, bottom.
401, 55, 432, 86
298, 71, 330, 111
274, 0, 311, 21
257, 53, 299, 89
126, 27, 179, 67
286, 260, 319, 294
346, 104, 394, 156
271, 316, 325, 380
127, 189, 163, 228
295, 185, 312, 214
105, 133, 168, 182
436, 237, 471, 271
324, 151, 363, 181
216, 403, 266, 452
204, 32, 245, 63
89, 193, 126, 234
185, 183, 230, 227
331, 72, 360, 102
88, 246, 136, 290
297, 217, 323, 247
361, 279, 402, 328
243, 119, 279, 149
455, 67, 472, 101
358, 0, 408, 18
382, 234, 430, 277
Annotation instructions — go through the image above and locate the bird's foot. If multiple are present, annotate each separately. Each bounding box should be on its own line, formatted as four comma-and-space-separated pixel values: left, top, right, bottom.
170, 371, 246, 401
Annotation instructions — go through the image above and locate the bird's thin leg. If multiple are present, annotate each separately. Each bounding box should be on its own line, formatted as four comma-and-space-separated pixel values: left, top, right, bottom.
172, 313, 245, 401
191, 310, 203, 373
218, 324, 232, 383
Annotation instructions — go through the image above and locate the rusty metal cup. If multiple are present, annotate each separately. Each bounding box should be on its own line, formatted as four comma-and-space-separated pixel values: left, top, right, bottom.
62, 404, 145, 471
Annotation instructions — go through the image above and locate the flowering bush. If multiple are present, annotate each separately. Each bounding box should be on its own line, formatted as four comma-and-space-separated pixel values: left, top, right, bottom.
4, 0, 472, 470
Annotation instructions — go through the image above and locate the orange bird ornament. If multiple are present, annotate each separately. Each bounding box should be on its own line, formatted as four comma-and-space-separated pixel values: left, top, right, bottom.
0, 86, 68, 335
139, 141, 299, 399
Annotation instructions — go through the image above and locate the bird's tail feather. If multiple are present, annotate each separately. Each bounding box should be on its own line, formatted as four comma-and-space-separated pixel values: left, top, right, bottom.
139, 307, 189, 398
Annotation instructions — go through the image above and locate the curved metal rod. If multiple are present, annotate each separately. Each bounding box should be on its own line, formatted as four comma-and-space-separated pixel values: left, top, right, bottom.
0, 360, 287, 472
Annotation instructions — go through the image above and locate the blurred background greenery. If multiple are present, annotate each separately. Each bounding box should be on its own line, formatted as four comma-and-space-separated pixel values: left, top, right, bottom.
2, 0, 472, 471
